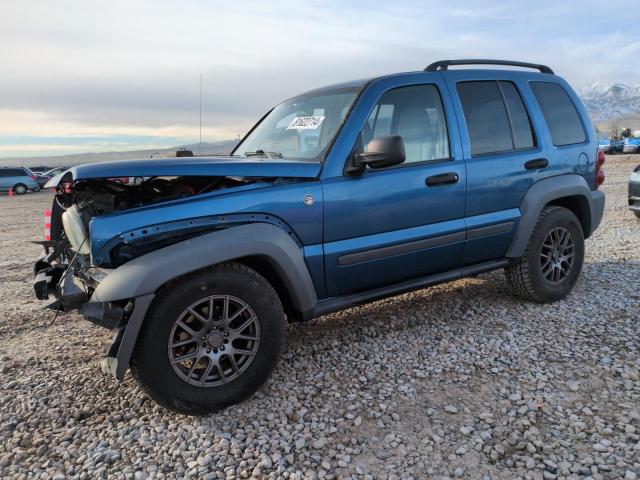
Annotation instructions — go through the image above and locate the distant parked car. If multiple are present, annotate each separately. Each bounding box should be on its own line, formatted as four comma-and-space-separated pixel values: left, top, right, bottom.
42, 167, 68, 178
0, 167, 41, 194
34, 172, 53, 188
630, 164, 640, 219
598, 139, 614, 154
29, 166, 50, 174
611, 139, 623, 153
623, 138, 640, 153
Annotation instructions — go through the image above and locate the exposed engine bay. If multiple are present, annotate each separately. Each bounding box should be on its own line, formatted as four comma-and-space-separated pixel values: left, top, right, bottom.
55, 175, 254, 216
34, 175, 271, 313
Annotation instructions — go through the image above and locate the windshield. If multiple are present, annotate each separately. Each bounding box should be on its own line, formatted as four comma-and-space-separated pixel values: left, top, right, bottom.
232, 87, 360, 160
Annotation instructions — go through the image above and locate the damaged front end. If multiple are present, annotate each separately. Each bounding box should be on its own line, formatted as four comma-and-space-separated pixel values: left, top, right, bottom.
32, 165, 304, 377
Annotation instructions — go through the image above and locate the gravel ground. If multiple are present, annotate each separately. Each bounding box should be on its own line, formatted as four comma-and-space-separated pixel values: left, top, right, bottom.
1, 156, 639, 480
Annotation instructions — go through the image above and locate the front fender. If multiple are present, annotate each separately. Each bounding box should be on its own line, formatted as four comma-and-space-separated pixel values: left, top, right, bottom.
90, 223, 318, 314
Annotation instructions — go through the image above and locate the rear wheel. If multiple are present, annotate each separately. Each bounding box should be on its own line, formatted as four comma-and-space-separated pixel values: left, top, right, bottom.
13, 183, 27, 195
131, 263, 285, 415
505, 206, 584, 303
31, 184, 41, 192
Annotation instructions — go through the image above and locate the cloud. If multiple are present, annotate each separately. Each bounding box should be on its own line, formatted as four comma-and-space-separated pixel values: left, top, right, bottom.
1, 0, 639, 157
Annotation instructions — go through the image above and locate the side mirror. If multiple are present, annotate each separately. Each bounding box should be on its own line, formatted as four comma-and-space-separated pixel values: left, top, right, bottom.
348, 136, 406, 174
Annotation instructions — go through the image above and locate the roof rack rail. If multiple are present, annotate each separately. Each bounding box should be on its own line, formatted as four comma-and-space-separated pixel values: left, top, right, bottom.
425, 59, 554, 75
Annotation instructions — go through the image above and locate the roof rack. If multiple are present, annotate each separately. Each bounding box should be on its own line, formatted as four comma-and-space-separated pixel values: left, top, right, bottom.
425, 59, 554, 75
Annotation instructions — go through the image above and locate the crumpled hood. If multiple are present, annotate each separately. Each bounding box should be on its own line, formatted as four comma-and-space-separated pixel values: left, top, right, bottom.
45, 156, 322, 187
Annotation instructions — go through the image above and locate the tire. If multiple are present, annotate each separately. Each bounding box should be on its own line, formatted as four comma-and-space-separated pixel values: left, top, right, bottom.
131, 263, 285, 415
31, 184, 41, 192
133, 176, 144, 185
13, 183, 27, 195
505, 206, 584, 303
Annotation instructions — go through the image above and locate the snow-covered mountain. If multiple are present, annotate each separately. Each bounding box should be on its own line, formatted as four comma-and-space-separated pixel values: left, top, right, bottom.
580, 83, 640, 121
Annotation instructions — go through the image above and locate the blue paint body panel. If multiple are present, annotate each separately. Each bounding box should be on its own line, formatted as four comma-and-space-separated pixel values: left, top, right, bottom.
45, 157, 322, 187
64, 66, 600, 308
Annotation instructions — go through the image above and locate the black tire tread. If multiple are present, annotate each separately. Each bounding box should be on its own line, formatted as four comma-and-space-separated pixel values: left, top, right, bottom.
505, 205, 569, 302
130, 262, 284, 414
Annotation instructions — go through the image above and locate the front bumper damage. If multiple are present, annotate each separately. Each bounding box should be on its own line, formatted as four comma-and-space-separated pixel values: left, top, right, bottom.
33, 249, 154, 380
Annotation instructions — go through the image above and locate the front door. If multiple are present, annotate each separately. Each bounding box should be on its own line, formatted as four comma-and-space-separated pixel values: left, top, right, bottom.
322, 82, 467, 297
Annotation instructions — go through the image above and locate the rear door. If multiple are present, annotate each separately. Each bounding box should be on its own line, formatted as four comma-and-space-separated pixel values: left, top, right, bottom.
322, 79, 467, 297
444, 73, 547, 265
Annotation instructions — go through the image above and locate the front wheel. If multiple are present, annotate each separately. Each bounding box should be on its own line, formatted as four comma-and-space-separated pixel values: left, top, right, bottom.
12, 183, 27, 195
506, 206, 584, 303
131, 263, 285, 415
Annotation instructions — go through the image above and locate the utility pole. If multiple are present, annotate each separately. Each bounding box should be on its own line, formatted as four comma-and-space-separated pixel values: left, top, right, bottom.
199, 74, 203, 156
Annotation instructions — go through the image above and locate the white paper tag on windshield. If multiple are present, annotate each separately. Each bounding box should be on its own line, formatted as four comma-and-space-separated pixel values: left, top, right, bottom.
287, 116, 325, 130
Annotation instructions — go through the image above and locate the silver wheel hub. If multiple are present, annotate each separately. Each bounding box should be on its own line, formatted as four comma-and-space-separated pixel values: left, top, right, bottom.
168, 294, 261, 387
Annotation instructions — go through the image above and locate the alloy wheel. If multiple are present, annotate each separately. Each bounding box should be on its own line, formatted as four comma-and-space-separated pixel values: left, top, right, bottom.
540, 226, 574, 284
168, 295, 260, 387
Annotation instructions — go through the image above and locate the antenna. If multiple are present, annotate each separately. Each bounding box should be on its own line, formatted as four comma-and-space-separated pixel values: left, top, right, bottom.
199, 74, 202, 156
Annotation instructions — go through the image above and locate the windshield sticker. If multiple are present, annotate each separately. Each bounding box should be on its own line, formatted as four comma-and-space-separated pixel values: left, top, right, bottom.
287, 116, 325, 130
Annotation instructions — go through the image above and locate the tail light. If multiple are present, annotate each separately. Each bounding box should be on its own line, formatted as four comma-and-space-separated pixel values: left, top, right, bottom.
595, 149, 605, 190
30, 175, 38, 180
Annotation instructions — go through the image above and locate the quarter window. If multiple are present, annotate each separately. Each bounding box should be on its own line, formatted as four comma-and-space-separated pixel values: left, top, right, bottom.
530, 82, 586, 146
362, 84, 450, 164
457, 81, 535, 156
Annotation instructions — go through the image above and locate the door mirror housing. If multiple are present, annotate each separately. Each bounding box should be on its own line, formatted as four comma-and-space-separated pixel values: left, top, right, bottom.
348, 135, 406, 174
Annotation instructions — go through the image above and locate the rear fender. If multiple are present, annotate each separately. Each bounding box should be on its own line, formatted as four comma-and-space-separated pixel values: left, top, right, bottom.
507, 174, 604, 258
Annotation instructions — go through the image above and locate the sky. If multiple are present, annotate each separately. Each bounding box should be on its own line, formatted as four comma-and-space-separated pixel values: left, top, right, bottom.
1, 0, 639, 158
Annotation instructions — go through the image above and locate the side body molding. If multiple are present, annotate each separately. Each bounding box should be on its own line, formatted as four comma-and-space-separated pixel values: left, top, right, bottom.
90, 223, 318, 314
506, 174, 605, 258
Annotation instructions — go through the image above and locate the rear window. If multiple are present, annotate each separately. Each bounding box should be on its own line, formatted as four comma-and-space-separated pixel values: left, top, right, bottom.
530, 82, 586, 146
457, 81, 535, 156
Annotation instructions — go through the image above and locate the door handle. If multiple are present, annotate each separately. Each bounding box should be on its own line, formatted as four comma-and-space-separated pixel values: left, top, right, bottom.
525, 158, 549, 170
426, 172, 459, 186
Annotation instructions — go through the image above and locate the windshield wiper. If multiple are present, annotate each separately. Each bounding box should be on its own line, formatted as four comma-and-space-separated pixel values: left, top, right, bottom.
243, 149, 283, 158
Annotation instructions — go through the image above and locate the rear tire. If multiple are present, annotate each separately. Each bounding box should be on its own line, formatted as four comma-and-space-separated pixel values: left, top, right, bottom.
505, 206, 584, 303
131, 263, 285, 415
13, 183, 27, 195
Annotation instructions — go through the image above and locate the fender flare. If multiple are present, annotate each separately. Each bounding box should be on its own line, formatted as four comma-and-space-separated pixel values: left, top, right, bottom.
91, 222, 318, 313
506, 174, 604, 258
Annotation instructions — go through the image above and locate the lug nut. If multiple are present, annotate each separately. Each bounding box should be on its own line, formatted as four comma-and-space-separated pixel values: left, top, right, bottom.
206, 348, 211, 353
220, 346, 225, 351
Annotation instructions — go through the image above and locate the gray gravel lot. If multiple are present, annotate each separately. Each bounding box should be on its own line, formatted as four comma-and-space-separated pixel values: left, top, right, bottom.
0, 156, 639, 480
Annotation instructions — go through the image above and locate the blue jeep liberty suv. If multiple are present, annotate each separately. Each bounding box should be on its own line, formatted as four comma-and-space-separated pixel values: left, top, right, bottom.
34, 59, 606, 414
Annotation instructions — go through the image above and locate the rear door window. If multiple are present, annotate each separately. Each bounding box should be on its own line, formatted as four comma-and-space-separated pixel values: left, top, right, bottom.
499, 81, 534, 150
457, 81, 513, 155
457, 81, 535, 156
530, 82, 586, 146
